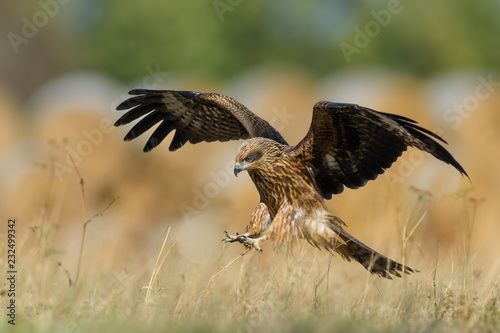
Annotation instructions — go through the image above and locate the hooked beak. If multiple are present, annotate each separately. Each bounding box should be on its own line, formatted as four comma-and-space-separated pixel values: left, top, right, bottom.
234, 163, 245, 177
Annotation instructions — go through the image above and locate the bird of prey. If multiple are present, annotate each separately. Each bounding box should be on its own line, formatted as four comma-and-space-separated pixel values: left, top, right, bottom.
115, 89, 468, 279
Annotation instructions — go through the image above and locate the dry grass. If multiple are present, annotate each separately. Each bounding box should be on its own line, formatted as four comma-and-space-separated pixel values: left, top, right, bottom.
1, 167, 499, 333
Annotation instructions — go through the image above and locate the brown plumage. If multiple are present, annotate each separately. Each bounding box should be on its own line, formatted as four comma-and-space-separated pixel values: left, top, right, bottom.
115, 89, 469, 279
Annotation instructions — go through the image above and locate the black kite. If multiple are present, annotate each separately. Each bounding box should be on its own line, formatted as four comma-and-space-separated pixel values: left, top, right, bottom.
115, 89, 468, 278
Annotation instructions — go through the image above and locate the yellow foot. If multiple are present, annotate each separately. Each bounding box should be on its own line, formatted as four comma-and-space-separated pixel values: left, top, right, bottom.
222, 231, 264, 252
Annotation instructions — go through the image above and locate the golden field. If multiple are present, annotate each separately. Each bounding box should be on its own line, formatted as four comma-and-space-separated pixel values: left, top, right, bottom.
0, 70, 499, 332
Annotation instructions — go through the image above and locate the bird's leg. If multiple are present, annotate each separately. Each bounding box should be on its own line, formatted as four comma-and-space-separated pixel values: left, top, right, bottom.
222, 231, 268, 252
223, 203, 272, 252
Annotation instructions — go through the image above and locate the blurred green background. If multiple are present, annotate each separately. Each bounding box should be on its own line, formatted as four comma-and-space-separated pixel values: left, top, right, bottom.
3, 0, 500, 95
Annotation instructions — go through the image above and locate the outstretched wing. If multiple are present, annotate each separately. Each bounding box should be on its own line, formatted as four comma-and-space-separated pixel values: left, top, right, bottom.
115, 89, 287, 152
291, 101, 468, 199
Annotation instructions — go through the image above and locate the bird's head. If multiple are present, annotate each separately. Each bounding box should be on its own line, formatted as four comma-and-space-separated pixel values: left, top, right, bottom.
234, 138, 284, 177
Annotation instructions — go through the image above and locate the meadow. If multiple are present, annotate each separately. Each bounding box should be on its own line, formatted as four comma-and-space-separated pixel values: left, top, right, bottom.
1, 71, 499, 332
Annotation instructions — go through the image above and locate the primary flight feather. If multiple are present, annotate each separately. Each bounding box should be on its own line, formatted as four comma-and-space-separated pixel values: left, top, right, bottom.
115, 89, 468, 279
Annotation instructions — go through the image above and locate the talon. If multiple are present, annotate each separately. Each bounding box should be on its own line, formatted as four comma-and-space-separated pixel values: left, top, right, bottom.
241, 236, 263, 252
222, 231, 238, 243
221, 231, 266, 252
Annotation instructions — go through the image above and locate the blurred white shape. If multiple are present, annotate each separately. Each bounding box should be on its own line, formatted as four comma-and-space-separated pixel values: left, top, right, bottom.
0, 139, 38, 188
424, 70, 491, 123
26, 71, 123, 121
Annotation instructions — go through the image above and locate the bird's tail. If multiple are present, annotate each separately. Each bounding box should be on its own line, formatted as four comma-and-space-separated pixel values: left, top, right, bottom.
304, 216, 417, 279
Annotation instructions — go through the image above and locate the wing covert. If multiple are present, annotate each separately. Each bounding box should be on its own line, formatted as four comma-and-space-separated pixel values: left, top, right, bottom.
115, 89, 287, 152
291, 102, 468, 199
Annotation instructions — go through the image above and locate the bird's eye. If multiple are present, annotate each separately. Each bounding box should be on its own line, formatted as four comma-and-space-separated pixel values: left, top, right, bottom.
244, 152, 262, 163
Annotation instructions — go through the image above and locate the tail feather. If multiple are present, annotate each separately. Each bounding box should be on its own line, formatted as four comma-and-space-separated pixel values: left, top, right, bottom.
303, 216, 417, 279
337, 227, 417, 279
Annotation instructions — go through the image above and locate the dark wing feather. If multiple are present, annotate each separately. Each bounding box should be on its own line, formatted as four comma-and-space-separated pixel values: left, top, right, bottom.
115, 89, 287, 152
291, 102, 469, 199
